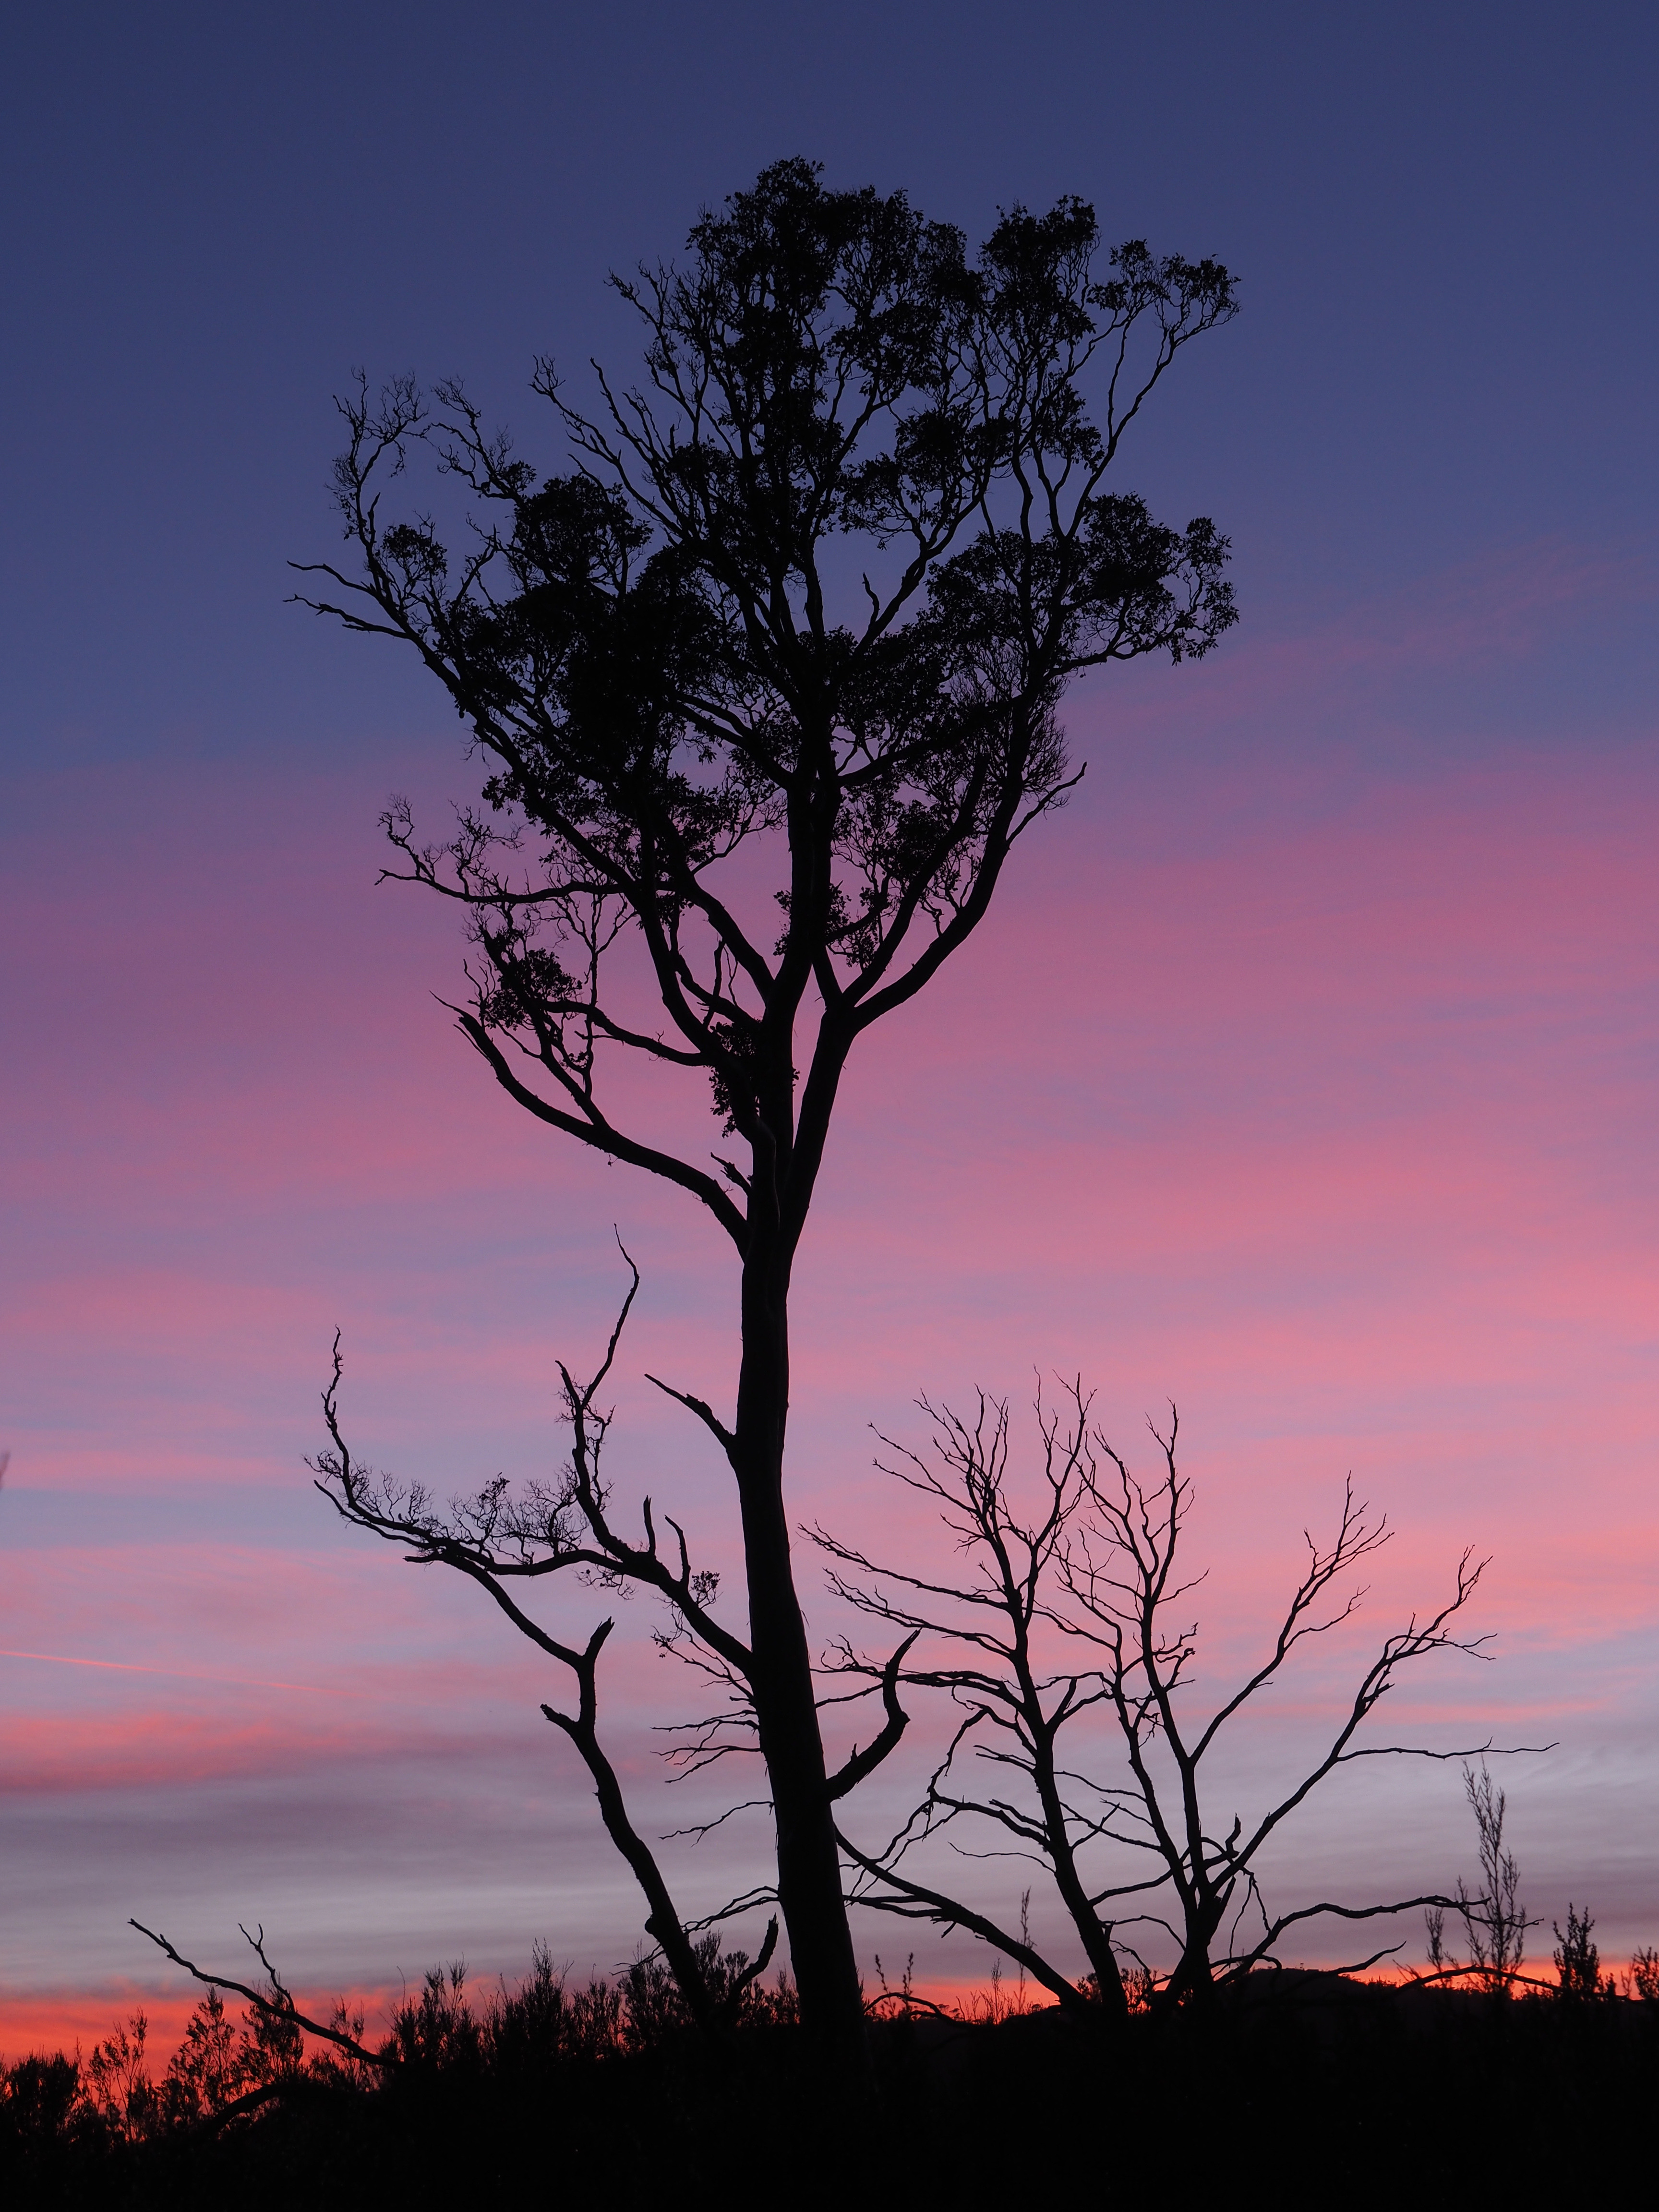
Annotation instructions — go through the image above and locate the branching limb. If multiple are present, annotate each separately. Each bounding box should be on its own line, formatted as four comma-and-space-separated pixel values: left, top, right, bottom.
307, 1249, 751, 2035
130, 1920, 395, 2071
721, 1917, 780, 2020
311, 1255, 749, 1676
645, 1371, 738, 1462
540, 1619, 720, 2037
825, 1633, 919, 1801
456, 1011, 748, 1251
836, 1828, 1090, 2017
1218, 1893, 1462, 1984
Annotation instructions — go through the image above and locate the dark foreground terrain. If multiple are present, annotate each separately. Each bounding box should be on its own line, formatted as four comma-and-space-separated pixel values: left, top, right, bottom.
6, 1972, 1656, 2210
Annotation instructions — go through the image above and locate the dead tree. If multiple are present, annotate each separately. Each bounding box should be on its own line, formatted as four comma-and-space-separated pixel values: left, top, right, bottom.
819, 1385, 1503, 2011
291, 157, 1238, 2062
1423, 1761, 1543, 1995
308, 1251, 778, 2038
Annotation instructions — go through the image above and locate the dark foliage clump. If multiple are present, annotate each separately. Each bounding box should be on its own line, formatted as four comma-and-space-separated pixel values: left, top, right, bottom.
6, 1958, 1659, 2211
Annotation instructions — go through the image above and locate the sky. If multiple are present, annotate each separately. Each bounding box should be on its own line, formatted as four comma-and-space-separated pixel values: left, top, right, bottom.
2, 0, 1656, 2052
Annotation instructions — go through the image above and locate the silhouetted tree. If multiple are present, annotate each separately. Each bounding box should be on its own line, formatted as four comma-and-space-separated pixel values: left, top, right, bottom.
1552, 1903, 1602, 2001
82, 2012, 156, 2143
292, 157, 1237, 2062
161, 1989, 246, 2123
1424, 1761, 1539, 1995
817, 1384, 1499, 2011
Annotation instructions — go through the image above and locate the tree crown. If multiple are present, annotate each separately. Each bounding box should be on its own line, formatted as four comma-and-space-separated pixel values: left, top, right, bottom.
294, 159, 1238, 1253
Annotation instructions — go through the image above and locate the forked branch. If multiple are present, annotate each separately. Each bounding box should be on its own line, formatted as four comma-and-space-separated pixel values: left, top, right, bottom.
130, 1921, 394, 2071
828, 1384, 1520, 2011
306, 1247, 758, 2032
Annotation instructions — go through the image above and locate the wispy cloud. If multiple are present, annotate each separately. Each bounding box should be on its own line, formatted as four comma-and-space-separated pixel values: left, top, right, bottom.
0, 1648, 355, 1697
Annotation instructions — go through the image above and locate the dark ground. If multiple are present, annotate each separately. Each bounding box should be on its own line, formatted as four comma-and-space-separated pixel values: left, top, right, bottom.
5, 1977, 1655, 2209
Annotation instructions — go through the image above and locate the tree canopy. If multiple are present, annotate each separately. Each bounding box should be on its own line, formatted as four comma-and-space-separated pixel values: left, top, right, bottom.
296, 160, 1237, 1253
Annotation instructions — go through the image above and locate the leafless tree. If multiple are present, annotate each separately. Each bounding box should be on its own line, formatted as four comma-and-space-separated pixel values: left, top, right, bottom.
817, 1383, 1505, 2014
1423, 1760, 1541, 1995
290, 156, 1238, 2061
307, 1250, 786, 2038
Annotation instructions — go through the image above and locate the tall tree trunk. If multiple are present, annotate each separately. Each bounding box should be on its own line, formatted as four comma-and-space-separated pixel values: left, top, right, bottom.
1165, 1900, 1221, 2008
733, 1241, 866, 2069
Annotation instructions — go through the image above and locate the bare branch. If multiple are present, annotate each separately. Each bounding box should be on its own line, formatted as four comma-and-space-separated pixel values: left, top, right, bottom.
825, 1633, 919, 1801
644, 1372, 738, 1461
130, 1921, 394, 2071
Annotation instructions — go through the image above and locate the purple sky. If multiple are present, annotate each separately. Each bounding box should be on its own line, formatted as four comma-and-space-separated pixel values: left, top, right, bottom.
3, 1, 1656, 2046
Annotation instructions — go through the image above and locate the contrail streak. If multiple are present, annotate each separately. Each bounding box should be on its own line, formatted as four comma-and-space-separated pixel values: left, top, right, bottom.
0, 1648, 353, 1697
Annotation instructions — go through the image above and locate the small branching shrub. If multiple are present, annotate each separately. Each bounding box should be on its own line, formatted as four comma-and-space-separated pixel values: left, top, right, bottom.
162, 1987, 247, 2122
84, 2010, 157, 2142
1552, 1904, 1603, 2002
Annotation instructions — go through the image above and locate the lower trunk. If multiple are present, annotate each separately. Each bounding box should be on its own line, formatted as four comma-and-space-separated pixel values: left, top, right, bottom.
1030, 1727, 1128, 2015
1164, 1903, 1222, 2008
733, 1248, 867, 2074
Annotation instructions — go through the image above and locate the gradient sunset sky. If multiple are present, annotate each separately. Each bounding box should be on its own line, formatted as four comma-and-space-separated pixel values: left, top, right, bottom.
3, 1, 1656, 2050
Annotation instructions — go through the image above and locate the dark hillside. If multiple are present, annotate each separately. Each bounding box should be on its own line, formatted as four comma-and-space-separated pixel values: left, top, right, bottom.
6, 1973, 1656, 2210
